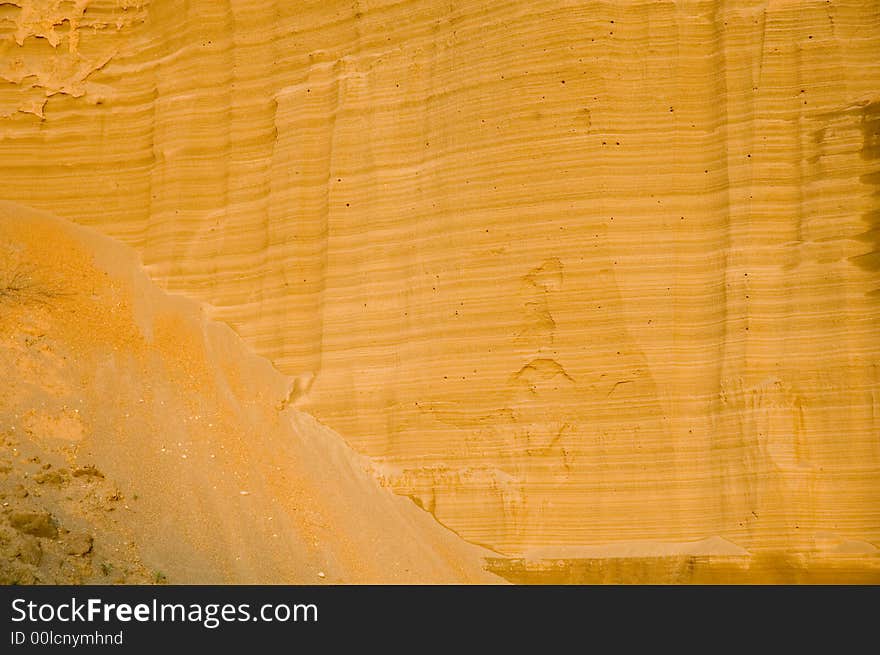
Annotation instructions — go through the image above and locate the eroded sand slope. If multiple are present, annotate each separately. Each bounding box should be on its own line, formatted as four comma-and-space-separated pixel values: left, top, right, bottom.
0, 1, 879, 582
0, 202, 499, 583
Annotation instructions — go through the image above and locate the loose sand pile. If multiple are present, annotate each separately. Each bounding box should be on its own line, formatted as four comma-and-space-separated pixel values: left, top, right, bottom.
0, 201, 499, 584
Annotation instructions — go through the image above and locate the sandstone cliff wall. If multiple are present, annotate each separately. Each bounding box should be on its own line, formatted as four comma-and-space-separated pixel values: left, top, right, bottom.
1, 0, 878, 578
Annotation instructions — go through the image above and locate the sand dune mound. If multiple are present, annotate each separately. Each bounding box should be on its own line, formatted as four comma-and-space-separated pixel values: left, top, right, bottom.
0, 201, 499, 584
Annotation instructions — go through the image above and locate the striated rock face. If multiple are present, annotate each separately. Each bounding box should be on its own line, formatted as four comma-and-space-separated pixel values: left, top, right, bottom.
1, 1, 879, 581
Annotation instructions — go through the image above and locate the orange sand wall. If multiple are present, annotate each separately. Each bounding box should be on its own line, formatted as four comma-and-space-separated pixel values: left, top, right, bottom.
1, 1, 878, 569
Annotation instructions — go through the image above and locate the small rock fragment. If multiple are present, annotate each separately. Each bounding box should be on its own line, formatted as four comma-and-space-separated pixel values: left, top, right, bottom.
9, 511, 59, 539
66, 533, 94, 556
34, 469, 67, 485
72, 466, 104, 479
17, 537, 42, 566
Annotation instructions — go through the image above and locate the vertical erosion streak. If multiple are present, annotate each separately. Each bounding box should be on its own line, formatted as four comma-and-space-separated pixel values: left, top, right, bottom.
222, 0, 285, 359
272, 56, 339, 386
680, 0, 739, 530
142, 0, 234, 290
855, 101, 880, 286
